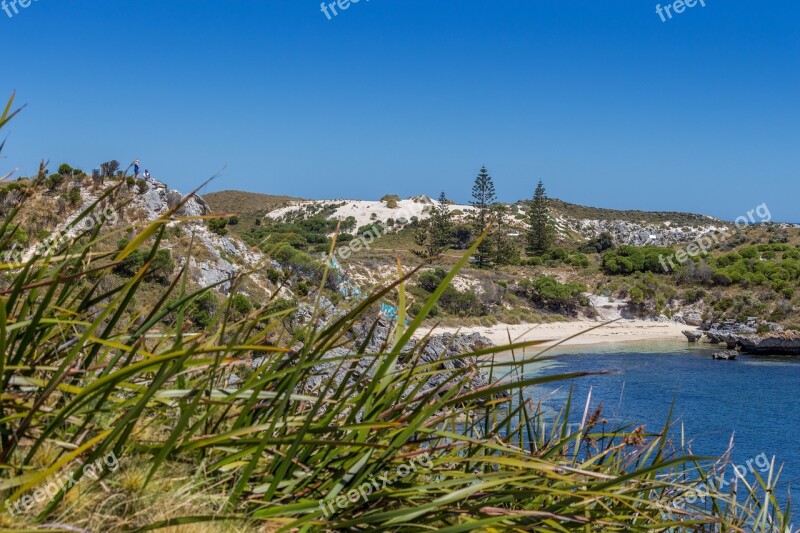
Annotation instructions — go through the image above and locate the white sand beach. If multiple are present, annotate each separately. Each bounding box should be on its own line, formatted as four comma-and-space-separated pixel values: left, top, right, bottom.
436, 319, 693, 348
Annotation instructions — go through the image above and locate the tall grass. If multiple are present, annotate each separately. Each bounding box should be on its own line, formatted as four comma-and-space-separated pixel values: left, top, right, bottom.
0, 95, 790, 532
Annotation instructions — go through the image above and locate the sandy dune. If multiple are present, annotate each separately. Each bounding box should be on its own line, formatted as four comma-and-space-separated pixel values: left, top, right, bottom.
265, 197, 476, 230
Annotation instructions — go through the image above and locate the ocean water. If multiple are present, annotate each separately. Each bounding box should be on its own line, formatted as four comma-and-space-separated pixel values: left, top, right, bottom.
506, 340, 800, 518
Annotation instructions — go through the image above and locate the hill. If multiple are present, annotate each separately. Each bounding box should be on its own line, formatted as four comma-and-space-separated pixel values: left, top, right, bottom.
546, 198, 718, 226
192, 189, 799, 331
203, 190, 303, 215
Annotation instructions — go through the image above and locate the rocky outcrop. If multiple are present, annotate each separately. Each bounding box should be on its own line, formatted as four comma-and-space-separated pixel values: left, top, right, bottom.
701, 320, 800, 355
703, 320, 757, 345
301, 317, 497, 401
712, 351, 737, 360
416, 332, 495, 396
673, 311, 703, 326
188, 257, 237, 293
683, 330, 702, 342
559, 217, 729, 247
731, 331, 800, 356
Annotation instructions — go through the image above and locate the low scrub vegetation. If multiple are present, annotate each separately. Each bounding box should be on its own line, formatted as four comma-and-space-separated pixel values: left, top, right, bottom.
517, 275, 588, 314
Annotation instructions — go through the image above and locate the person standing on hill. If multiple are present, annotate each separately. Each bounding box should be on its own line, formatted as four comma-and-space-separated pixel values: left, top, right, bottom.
133, 160, 140, 179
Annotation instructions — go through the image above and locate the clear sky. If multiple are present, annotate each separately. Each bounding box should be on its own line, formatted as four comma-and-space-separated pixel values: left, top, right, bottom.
2, 0, 798, 221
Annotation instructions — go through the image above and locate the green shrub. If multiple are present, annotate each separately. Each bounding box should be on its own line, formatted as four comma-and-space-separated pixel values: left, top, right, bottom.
47, 173, 65, 191
271, 242, 317, 273
340, 216, 357, 232
579, 232, 614, 253
267, 268, 282, 284
295, 281, 310, 296
67, 186, 81, 206
568, 252, 590, 267
712, 271, 733, 286
188, 291, 218, 328
683, 288, 707, 303
264, 297, 297, 321
518, 276, 588, 314
113, 249, 147, 278
57, 163, 74, 175
628, 286, 644, 304
231, 293, 254, 316
602, 245, 674, 275
739, 246, 759, 259
356, 222, 385, 238
147, 249, 174, 284
439, 286, 483, 316
208, 217, 228, 236
548, 247, 569, 261
418, 268, 447, 293
409, 302, 439, 318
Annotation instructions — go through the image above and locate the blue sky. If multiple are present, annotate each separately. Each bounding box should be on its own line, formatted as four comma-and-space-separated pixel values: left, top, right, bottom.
2, 0, 798, 221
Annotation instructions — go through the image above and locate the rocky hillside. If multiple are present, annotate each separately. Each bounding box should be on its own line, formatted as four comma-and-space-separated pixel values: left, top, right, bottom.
1, 176, 285, 312
205, 190, 729, 247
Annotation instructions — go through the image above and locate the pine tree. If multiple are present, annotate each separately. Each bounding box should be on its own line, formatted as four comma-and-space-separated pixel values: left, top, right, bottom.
492, 205, 520, 265
526, 179, 554, 255
470, 166, 497, 267
431, 191, 454, 252
414, 192, 454, 258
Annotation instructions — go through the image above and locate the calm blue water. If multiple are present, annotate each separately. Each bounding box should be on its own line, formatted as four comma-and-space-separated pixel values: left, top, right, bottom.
508, 340, 800, 517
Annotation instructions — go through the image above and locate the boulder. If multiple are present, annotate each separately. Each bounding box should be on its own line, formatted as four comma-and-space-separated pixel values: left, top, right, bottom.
682, 330, 702, 343
683, 311, 704, 326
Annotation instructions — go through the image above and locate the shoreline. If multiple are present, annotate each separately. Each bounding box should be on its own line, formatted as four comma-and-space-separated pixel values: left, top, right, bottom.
435, 319, 693, 348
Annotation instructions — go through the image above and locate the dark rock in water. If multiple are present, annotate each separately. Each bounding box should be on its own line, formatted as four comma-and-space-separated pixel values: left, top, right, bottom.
683, 330, 702, 343
700, 321, 800, 355
712, 351, 737, 360
732, 331, 800, 356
